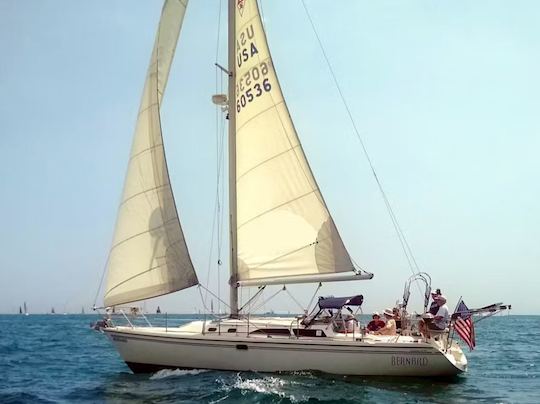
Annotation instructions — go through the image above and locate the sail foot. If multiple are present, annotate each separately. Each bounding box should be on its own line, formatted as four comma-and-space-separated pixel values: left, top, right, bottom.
237, 272, 374, 287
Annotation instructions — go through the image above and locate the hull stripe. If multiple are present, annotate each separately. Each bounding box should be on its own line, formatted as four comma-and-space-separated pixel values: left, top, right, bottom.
108, 332, 442, 356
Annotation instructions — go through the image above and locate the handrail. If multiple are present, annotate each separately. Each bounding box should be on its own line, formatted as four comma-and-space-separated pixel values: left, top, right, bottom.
140, 311, 152, 327
119, 310, 134, 328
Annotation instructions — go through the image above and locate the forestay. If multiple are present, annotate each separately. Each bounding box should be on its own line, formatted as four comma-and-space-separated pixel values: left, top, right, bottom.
234, 0, 357, 285
104, 0, 197, 307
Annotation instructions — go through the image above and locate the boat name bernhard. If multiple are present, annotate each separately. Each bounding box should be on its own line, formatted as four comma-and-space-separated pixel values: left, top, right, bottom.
391, 356, 428, 367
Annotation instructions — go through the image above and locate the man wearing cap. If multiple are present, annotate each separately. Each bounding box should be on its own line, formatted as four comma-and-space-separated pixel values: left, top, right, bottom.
374, 308, 397, 335
428, 289, 441, 315
429, 295, 449, 330
367, 312, 385, 332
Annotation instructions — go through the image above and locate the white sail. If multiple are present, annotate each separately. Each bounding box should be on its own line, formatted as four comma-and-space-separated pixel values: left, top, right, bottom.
104, 0, 197, 307
233, 0, 357, 285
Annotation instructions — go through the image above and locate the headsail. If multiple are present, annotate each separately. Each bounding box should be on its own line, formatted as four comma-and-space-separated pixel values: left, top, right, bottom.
233, 1, 365, 286
104, 0, 197, 307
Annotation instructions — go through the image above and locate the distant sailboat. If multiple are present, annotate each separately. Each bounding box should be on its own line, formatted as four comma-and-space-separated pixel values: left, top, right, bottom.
23, 302, 29, 316
156, 306, 161, 314
96, 0, 509, 377
19, 306, 22, 315
82, 306, 85, 315
51, 307, 56, 314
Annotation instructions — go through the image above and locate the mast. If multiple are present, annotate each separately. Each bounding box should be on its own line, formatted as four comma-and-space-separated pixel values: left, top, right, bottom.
228, 0, 239, 317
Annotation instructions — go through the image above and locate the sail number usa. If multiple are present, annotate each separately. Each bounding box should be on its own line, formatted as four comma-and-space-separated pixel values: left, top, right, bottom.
236, 62, 272, 113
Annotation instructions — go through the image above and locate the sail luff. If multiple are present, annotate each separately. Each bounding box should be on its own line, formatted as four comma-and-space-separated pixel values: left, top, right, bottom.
103, 0, 198, 307
228, 0, 239, 317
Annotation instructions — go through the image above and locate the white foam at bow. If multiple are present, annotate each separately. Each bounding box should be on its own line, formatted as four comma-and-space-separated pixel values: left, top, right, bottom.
150, 368, 209, 379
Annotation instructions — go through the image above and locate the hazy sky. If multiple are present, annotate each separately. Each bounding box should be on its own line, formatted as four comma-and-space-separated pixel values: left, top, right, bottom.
1, 0, 538, 315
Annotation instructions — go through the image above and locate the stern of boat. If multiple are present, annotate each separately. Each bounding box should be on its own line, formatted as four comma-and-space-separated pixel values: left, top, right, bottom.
444, 342, 468, 373
429, 337, 467, 374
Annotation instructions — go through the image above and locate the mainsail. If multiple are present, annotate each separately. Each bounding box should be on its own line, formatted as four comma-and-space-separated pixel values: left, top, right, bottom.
233, 1, 362, 286
104, 0, 197, 307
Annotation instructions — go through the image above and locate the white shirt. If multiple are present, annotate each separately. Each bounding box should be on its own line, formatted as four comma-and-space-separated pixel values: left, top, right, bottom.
434, 304, 449, 329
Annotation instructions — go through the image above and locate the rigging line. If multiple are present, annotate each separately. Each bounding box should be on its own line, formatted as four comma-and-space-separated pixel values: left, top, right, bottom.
197, 285, 222, 318
240, 286, 266, 313
217, 117, 226, 257
284, 287, 306, 313
203, 116, 225, 305
204, 186, 219, 305
300, 1, 422, 284
217, 95, 227, 243
207, 108, 227, 311
250, 287, 285, 314
203, 0, 225, 308
216, 108, 227, 312
93, 251, 111, 308
216, 0, 227, 314
198, 283, 231, 311
215, 0, 223, 183
202, 118, 226, 305
306, 282, 322, 314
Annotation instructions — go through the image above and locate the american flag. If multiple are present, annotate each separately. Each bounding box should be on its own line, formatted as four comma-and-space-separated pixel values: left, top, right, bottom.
453, 300, 476, 350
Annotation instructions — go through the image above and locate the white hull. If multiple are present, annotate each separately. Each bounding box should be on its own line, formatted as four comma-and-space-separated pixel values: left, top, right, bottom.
104, 320, 466, 377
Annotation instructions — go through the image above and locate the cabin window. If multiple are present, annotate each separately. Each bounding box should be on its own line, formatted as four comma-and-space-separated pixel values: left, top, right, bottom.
227, 328, 237, 333
249, 328, 291, 336
208, 327, 217, 332
293, 329, 327, 337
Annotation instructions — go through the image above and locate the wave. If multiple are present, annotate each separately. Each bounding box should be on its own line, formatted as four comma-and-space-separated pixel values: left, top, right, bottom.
233, 375, 287, 394
149, 368, 210, 379
0, 391, 56, 404
216, 373, 310, 403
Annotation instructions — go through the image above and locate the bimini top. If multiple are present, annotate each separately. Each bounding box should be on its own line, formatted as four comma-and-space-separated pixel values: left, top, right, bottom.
318, 295, 364, 310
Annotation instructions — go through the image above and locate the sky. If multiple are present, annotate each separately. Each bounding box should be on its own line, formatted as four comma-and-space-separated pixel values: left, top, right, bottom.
0, 0, 538, 315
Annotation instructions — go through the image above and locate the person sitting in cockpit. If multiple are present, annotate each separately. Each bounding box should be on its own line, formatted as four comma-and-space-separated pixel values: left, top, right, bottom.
367, 312, 385, 332
429, 288, 442, 315
374, 308, 397, 336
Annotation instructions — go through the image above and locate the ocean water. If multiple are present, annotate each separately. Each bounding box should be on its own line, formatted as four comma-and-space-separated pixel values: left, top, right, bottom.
0, 314, 538, 403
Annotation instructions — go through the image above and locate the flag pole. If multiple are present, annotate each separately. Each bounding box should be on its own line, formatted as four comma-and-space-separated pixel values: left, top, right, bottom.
447, 296, 462, 351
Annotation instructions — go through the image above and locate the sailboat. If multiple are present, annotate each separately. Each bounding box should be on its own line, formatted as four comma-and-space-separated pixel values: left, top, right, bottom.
23, 302, 29, 316
51, 307, 56, 315
97, 0, 470, 376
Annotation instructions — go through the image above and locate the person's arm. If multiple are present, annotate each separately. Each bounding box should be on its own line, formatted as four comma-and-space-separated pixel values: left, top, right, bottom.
375, 321, 390, 334
434, 307, 448, 321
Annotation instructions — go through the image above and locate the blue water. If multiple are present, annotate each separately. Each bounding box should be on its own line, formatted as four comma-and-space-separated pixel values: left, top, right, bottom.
0, 314, 538, 403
